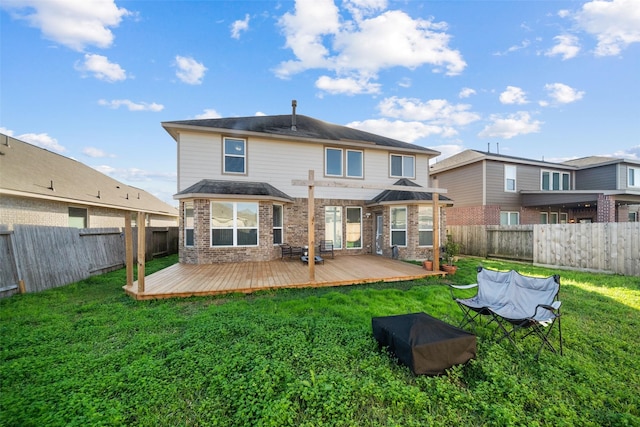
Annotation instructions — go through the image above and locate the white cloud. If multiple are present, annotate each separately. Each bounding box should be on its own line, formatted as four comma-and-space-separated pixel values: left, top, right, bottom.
276, 0, 466, 94
545, 34, 581, 60
459, 87, 476, 98
377, 96, 480, 127
255, 111, 267, 116
575, 0, 640, 56
493, 39, 531, 56
82, 146, 115, 158
174, 55, 207, 85
543, 83, 585, 105
315, 74, 381, 95
346, 118, 448, 143
1, 0, 130, 51
194, 109, 222, 119
75, 53, 126, 82
2, 128, 66, 152
93, 165, 176, 182
230, 14, 250, 39
98, 99, 164, 112
499, 86, 529, 105
478, 111, 542, 139
397, 77, 412, 88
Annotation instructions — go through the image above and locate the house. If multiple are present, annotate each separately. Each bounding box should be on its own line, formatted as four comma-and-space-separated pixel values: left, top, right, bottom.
0, 133, 178, 229
429, 149, 640, 225
161, 104, 450, 264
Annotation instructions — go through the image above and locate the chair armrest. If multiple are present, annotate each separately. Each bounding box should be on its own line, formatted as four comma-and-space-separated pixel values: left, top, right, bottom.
449, 283, 478, 290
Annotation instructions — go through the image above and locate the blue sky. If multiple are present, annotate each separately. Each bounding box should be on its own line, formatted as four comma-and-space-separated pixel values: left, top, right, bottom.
1, 0, 639, 206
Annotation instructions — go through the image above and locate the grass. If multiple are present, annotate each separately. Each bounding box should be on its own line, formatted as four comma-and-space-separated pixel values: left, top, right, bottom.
1, 255, 638, 426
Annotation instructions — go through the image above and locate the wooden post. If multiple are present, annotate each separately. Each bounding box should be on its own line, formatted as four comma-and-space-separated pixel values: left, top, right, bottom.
137, 211, 146, 293
432, 178, 440, 272
308, 170, 316, 282
125, 212, 134, 287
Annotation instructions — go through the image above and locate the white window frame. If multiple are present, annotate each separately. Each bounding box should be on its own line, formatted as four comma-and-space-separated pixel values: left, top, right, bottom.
390, 206, 407, 247
540, 212, 548, 224
324, 206, 343, 249
418, 206, 434, 247
184, 201, 194, 247
325, 147, 343, 177
560, 213, 568, 224
390, 154, 415, 179
541, 170, 570, 191
273, 204, 283, 245
325, 148, 363, 178
628, 167, 640, 188
500, 211, 519, 225
629, 212, 638, 222
223, 137, 247, 175
211, 201, 258, 247
345, 207, 362, 249
505, 165, 517, 192
549, 212, 559, 224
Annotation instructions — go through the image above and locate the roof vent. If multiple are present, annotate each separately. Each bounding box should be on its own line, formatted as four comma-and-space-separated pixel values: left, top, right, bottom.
291, 99, 297, 131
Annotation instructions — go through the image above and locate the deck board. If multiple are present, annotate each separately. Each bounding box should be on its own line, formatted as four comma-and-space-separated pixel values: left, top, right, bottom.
124, 255, 446, 300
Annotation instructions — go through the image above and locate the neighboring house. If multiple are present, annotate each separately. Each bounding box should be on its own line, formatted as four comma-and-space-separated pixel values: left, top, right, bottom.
162, 106, 449, 264
430, 149, 640, 225
0, 133, 178, 229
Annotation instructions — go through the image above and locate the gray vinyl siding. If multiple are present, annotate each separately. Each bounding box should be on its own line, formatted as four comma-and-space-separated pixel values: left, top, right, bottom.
432, 162, 483, 207
575, 164, 617, 190
486, 161, 521, 207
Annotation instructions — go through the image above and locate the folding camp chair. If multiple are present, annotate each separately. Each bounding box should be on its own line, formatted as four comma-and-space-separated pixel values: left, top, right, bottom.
449, 267, 513, 330
490, 271, 562, 358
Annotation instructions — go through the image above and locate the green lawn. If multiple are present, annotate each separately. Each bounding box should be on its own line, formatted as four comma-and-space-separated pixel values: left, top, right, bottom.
1, 255, 638, 426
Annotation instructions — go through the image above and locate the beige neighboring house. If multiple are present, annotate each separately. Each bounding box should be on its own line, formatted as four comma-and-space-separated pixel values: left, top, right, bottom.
0, 133, 178, 229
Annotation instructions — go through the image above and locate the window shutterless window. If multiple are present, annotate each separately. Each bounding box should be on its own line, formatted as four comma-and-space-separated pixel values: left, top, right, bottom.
184, 201, 194, 247
500, 211, 519, 225
325, 206, 343, 249
211, 201, 258, 246
390, 155, 415, 178
68, 207, 87, 228
273, 204, 283, 245
345, 207, 362, 249
325, 148, 363, 178
223, 137, 246, 174
540, 212, 548, 224
541, 170, 570, 190
505, 165, 516, 192
629, 167, 640, 188
390, 206, 407, 246
418, 206, 434, 246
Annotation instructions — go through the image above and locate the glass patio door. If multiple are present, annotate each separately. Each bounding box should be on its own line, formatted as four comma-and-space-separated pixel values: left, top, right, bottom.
324, 206, 342, 249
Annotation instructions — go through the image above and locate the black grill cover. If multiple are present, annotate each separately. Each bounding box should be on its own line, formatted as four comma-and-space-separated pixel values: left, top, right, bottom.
372, 312, 476, 375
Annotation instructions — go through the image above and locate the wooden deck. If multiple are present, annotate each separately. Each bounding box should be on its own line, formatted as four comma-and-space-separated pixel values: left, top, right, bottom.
124, 255, 445, 300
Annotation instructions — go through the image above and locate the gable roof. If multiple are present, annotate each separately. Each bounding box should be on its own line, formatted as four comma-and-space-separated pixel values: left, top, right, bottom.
0, 134, 178, 217
563, 155, 640, 168
368, 179, 452, 205
430, 149, 576, 173
162, 114, 440, 156
175, 179, 293, 202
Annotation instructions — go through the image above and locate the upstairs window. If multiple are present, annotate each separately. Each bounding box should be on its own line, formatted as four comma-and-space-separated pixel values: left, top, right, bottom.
223, 138, 246, 174
325, 148, 363, 178
541, 170, 570, 190
629, 167, 640, 188
390, 155, 415, 179
504, 165, 517, 192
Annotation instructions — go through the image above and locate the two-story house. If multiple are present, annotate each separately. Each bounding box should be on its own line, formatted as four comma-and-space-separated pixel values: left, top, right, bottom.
430, 149, 640, 225
162, 106, 450, 264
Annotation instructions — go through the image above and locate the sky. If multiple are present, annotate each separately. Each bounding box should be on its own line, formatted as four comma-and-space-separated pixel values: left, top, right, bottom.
1, 0, 639, 206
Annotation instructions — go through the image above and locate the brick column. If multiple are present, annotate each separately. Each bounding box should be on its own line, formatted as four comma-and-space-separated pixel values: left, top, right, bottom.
597, 194, 616, 223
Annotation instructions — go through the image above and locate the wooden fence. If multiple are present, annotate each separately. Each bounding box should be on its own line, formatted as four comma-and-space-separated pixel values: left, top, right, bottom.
0, 225, 178, 296
447, 223, 640, 276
